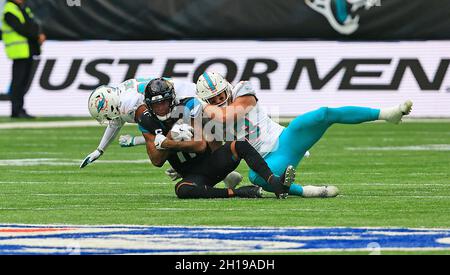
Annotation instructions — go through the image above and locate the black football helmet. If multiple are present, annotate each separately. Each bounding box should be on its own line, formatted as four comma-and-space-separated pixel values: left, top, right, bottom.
144, 78, 176, 121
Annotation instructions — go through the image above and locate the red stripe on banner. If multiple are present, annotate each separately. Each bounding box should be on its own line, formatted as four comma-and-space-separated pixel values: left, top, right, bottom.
0, 228, 74, 233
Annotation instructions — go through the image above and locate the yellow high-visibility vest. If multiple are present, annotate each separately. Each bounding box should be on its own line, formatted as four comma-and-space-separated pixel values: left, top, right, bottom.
1, 1, 34, 59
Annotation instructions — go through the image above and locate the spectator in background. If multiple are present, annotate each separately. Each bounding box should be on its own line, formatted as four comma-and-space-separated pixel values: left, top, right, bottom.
1, 0, 45, 118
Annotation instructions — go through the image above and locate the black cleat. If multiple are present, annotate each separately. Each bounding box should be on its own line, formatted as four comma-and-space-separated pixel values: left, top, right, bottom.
234, 185, 263, 198
269, 165, 296, 199
278, 165, 295, 199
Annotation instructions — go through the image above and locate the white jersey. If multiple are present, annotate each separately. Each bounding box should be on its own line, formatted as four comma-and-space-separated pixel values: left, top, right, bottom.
97, 78, 196, 151
228, 81, 284, 157
115, 78, 197, 124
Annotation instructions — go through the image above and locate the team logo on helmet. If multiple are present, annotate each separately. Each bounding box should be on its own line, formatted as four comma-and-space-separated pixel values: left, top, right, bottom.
94, 93, 108, 113
305, 0, 381, 35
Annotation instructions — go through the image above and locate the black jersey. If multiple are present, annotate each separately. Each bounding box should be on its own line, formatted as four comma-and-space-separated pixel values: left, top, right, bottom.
138, 97, 211, 176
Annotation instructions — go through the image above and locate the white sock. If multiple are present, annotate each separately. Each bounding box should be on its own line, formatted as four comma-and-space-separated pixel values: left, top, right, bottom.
302, 186, 325, 198
302, 185, 339, 198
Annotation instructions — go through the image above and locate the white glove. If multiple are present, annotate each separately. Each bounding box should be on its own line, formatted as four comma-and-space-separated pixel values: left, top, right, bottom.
170, 123, 193, 141
154, 134, 167, 150
80, 149, 103, 168
165, 167, 182, 181
119, 135, 135, 147
223, 171, 243, 189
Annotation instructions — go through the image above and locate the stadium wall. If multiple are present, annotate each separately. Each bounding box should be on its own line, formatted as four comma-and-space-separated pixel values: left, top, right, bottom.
0, 40, 449, 117
27, 0, 450, 40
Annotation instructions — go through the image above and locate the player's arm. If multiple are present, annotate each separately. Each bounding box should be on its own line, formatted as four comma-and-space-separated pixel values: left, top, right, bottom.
160, 120, 207, 153
203, 95, 256, 123
159, 99, 208, 153
162, 139, 207, 153
143, 132, 171, 167
80, 118, 125, 168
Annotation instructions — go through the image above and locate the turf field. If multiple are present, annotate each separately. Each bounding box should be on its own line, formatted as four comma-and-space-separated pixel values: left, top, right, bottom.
0, 118, 449, 254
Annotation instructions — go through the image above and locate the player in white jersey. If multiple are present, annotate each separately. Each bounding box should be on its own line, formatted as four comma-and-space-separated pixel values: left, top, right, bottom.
80, 77, 196, 168
196, 71, 413, 198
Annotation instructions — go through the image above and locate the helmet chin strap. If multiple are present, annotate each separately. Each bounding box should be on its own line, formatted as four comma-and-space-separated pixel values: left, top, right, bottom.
157, 113, 172, 121
218, 101, 228, 107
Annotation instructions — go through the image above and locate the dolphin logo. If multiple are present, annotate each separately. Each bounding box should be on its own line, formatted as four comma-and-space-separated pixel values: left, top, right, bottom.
305, 0, 381, 35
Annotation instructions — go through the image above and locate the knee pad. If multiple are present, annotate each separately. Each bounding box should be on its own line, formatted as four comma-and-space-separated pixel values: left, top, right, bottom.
174, 181, 194, 199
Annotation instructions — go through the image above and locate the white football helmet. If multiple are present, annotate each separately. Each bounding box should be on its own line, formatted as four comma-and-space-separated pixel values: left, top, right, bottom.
196, 72, 233, 106
88, 85, 121, 124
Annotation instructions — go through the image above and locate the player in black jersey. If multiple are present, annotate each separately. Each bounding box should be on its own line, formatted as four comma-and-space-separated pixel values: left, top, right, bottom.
137, 78, 295, 199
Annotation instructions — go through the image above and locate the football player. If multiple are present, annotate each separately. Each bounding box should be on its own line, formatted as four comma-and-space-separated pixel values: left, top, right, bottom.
195, 72, 414, 198
80, 77, 195, 168
137, 78, 296, 199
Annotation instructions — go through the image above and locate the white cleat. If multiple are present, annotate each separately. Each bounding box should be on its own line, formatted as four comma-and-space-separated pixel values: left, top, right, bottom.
302, 185, 340, 198
382, 100, 413, 124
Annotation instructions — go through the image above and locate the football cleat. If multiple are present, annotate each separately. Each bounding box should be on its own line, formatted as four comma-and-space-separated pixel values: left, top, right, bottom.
278, 165, 296, 199
234, 185, 263, 198
382, 100, 413, 124
269, 165, 296, 199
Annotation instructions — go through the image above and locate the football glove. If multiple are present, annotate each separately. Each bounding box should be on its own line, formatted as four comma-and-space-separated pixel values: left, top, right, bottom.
80, 149, 103, 168
154, 134, 167, 150
170, 123, 194, 141
119, 134, 136, 147
165, 167, 182, 181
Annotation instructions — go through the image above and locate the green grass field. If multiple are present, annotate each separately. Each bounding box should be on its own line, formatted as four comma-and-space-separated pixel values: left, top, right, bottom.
0, 118, 449, 254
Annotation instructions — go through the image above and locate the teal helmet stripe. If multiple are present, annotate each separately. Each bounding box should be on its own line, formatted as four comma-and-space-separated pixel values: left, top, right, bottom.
97, 93, 106, 112
203, 72, 216, 91
335, 0, 348, 24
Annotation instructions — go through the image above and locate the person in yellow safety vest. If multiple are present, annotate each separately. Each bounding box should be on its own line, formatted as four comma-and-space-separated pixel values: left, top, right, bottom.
1, 0, 45, 118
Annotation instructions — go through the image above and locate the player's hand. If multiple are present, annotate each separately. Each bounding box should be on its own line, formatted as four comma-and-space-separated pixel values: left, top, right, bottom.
154, 134, 167, 150
119, 135, 136, 147
165, 167, 181, 181
80, 149, 103, 168
171, 123, 193, 141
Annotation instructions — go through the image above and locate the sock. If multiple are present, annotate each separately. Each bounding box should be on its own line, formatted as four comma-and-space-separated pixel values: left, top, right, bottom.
289, 183, 303, 196
175, 182, 229, 199
234, 141, 274, 182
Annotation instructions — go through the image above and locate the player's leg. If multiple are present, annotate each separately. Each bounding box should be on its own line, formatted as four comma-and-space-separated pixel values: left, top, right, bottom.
174, 175, 261, 199
227, 141, 295, 198
248, 139, 305, 196
249, 102, 412, 196
195, 141, 294, 198
286, 101, 413, 156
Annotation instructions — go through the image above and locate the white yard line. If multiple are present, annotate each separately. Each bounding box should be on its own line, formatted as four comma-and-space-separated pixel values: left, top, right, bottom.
0, 120, 100, 129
